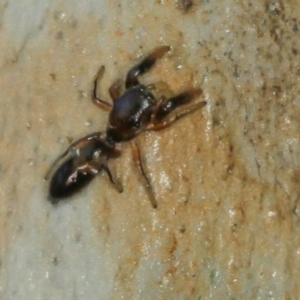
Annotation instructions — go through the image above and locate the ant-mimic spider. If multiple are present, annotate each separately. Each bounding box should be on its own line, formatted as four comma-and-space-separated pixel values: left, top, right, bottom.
46, 46, 206, 208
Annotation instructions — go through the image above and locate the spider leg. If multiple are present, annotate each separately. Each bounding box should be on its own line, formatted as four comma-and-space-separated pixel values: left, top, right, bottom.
130, 141, 157, 208
109, 79, 122, 101
125, 45, 171, 89
147, 89, 206, 131
102, 164, 123, 193
92, 66, 113, 112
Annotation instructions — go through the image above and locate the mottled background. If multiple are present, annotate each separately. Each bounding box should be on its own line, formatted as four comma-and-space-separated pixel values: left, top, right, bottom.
1, 0, 300, 299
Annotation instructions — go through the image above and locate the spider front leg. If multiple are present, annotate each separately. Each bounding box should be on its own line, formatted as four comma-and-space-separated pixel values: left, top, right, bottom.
125, 45, 171, 89
92, 66, 113, 112
147, 89, 206, 131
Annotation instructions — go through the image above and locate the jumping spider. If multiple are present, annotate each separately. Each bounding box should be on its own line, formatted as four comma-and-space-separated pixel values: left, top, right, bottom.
46, 46, 206, 208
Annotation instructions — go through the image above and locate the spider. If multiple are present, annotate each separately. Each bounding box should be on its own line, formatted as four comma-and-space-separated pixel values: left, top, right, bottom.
46, 46, 206, 208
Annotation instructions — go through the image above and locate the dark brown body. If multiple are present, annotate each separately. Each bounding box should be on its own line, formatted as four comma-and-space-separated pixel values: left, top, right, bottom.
46, 46, 206, 208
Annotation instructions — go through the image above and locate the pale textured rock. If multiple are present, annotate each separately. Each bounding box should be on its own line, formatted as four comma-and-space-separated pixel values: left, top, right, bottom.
1, 0, 300, 299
